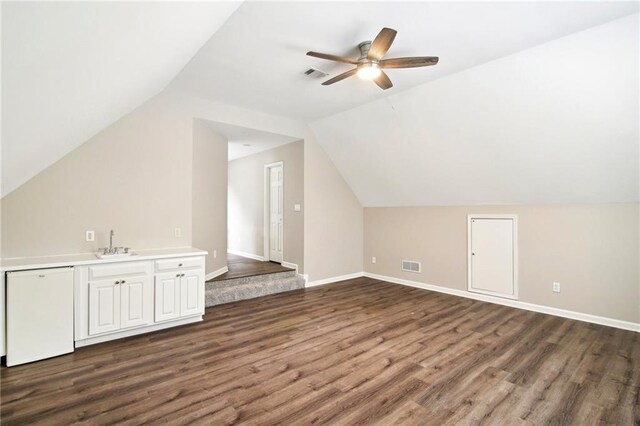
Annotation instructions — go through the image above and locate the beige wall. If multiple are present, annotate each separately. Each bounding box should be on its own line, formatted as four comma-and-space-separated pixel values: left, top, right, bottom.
364, 204, 639, 323
228, 140, 304, 271
1, 95, 194, 258
1, 90, 365, 283
192, 121, 227, 275
304, 131, 363, 281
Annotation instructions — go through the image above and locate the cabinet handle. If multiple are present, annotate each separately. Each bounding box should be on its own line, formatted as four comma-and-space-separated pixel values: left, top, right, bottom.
115, 280, 120, 285
178, 263, 183, 267
176, 274, 180, 278
121, 280, 126, 284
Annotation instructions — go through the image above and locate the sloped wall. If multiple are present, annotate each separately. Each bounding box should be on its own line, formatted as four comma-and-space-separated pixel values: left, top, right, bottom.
1, 94, 194, 257
1, 91, 365, 284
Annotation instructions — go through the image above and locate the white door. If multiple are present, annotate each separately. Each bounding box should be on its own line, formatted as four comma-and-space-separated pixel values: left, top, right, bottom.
89, 278, 121, 335
155, 272, 180, 322
269, 164, 284, 263
468, 217, 517, 299
120, 276, 152, 329
180, 270, 204, 317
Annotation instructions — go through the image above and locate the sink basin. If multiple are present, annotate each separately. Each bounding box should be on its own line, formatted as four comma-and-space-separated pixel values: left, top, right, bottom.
95, 251, 138, 260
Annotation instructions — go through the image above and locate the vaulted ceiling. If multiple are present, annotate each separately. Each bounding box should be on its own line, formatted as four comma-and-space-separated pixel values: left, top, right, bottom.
311, 15, 639, 206
171, 1, 638, 119
1, 1, 241, 196
2, 1, 638, 206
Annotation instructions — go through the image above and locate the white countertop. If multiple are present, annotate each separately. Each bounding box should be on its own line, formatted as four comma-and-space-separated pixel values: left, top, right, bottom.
1, 247, 208, 272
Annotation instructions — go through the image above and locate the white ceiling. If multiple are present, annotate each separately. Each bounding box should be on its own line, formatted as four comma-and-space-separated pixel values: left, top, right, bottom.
201, 121, 300, 161
311, 15, 639, 206
1, 1, 241, 196
171, 1, 638, 120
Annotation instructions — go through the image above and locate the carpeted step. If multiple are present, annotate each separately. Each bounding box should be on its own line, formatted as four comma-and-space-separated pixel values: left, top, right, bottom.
205, 274, 305, 307
206, 270, 297, 289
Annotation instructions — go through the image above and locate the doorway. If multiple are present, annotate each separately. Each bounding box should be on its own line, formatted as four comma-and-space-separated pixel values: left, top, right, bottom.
264, 162, 284, 263
468, 214, 518, 300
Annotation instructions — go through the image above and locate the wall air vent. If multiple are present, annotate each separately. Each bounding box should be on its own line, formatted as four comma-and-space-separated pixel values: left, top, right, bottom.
303, 68, 329, 79
402, 260, 421, 273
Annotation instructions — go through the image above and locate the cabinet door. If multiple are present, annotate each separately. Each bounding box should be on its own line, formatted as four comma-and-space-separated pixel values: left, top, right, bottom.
155, 272, 180, 322
89, 279, 121, 335
180, 270, 204, 317
120, 276, 152, 329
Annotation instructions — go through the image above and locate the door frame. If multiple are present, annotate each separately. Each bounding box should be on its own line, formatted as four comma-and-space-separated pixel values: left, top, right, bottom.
467, 214, 519, 300
263, 161, 284, 262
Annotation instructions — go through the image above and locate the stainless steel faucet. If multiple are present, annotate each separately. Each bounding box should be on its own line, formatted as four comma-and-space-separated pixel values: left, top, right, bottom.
101, 230, 128, 255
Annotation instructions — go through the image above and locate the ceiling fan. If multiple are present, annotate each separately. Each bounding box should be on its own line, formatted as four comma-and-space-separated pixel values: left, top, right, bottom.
306, 27, 438, 90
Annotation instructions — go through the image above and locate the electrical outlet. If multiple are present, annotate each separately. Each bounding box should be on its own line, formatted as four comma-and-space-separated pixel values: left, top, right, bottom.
85, 230, 95, 242
174, 227, 181, 238
372, 257, 376, 264
213, 250, 217, 258
553, 282, 561, 293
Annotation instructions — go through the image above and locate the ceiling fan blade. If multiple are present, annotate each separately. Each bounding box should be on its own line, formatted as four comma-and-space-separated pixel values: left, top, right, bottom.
368, 27, 397, 61
307, 51, 358, 65
374, 71, 393, 90
379, 56, 439, 69
322, 68, 358, 85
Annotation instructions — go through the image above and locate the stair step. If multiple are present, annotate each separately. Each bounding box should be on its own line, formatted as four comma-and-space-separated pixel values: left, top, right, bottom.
205, 275, 305, 307
207, 270, 296, 289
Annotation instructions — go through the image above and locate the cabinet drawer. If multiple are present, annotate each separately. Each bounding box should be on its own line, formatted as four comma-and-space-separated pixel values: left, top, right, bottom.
155, 256, 204, 272
89, 261, 151, 280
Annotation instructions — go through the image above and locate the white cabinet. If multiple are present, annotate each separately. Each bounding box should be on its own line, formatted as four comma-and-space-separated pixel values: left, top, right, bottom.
74, 255, 205, 347
154, 258, 204, 322
89, 279, 120, 335
120, 276, 153, 329
88, 275, 152, 334
180, 269, 204, 317
155, 272, 180, 322
88, 268, 152, 336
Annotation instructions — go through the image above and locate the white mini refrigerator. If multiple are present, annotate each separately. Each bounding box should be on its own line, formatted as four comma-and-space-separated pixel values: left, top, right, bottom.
6, 267, 74, 366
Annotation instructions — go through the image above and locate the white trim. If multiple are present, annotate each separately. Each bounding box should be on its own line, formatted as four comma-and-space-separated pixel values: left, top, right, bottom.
306, 272, 364, 288
467, 214, 519, 300
205, 266, 228, 281
227, 249, 264, 262
281, 261, 298, 273
264, 161, 284, 262
75, 316, 203, 347
364, 272, 640, 333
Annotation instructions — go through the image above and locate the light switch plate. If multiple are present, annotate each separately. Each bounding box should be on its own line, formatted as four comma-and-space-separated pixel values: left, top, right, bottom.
372, 257, 376, 264
294, 204, 301, 212
174, 227, 182, 238
553, 282, 561, 293
85, 230, 95, 242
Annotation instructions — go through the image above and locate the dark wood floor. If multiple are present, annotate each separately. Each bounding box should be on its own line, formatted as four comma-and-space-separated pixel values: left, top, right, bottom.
1, 277, 638, 425
208, 253, 293, 282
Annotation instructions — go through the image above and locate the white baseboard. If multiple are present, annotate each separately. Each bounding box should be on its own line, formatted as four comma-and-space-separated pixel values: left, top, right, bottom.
205, 266, 228, 281
227, 249, 264, 262
306, 272, 364, 288
281, 261, 298, 272
364, 272, 640, 333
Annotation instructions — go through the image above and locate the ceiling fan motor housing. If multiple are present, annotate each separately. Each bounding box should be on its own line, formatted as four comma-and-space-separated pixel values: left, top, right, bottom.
358, 41, 372, 61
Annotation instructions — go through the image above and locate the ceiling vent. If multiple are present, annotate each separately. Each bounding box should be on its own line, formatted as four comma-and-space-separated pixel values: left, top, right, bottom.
402, 260, 421, 273
303, 68, 328, 79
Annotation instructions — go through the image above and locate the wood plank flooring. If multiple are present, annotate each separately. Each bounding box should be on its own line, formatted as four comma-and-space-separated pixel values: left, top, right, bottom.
209, 254, 293, 282
1, 277, 638, 425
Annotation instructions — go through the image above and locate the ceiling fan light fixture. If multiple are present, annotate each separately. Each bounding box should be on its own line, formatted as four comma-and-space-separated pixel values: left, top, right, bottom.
357, 62, 381, 80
